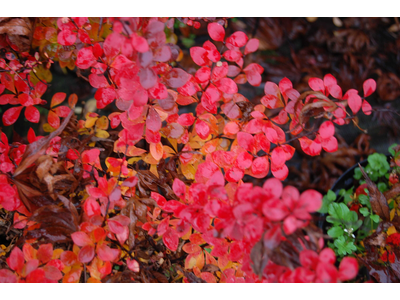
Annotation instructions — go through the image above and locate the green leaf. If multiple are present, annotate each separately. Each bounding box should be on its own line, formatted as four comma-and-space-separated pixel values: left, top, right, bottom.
354, 168, 362, 180
389, 144, 398, 156
319, 190, 337, 214
334, 236, 357, 256
358, 194, 370, 206
370, 214, 380, 223
328, 203, 349, 222
327, 190, 336, 201
343, 210, 358, 223
353, 219, 363, 231
377, 182, 388, 193
359, 207, 370, 217
328, 226, 344, 238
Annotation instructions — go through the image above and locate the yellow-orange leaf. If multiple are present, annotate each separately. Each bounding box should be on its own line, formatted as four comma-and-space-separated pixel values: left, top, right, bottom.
95, 116, 109, 130
150, 142, 163, 161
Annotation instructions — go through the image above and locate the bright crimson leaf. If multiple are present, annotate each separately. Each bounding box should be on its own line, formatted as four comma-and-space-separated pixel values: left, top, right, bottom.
208, 23, 225, 42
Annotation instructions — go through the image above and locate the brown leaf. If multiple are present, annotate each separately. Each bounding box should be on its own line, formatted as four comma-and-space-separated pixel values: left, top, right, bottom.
58, 195, 80, 227
26, 205, 78, 243
202, 264, 220, 273
0, 18, 34, 52
250, 235, 269, 278
13, 179, 42, 212
13, 109, 74, 178
121, 198, 139, 250
384, 183, 400, 201
151, 271, 169, 283
359, 164, 390, 220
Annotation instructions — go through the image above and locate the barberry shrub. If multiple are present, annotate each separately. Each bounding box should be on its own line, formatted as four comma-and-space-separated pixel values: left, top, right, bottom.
0, 17, 375, 283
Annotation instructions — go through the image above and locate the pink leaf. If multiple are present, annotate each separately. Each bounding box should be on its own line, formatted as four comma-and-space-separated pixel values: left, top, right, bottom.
207, 23, 225, 42
363, 78, 376, 97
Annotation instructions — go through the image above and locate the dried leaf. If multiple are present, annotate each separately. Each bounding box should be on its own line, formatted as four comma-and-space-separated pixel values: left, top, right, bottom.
14, 109, 74, 177
359, 164, 390, 220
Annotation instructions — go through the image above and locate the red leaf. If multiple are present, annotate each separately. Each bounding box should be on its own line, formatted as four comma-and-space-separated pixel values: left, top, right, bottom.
245, 70, 262, 86
43, 265, 63, 281
78, 245, 95, 264
195, 162, 219, 184
53, 106, 71, 118
6, 247, 24, 274
190, 47, 209, 66
262, 199, 288, 221
108, 220, 125, 235
298, 137, 321, 156
362, 99, 372, 115
344, 89, 361, 114
235, 151, 253, 170
2, 106, 23, 126
76, 47, 96, 69
327, 84, 342, 99
237, 132, 255, 153
82, 149, 100, 164
177, 113, 195, 126
18, 93, 34, 106
153, 45, 171, 62
122, 176, 138, 188
225, 167, 244, 182
157, 217, 170, 236
165, 68, 190, 88
89, 74, 109, 88
271, 146, 286, 168
26, 268, 47, 283
83, 197, 101, 217
173, 178, 186, 200
78, 29, 91, 43
298, 190, 323, 212
71, 231, 93, 247
244, 38, 259, 55
321, 136, 338, 153
316, 263, 338, 283
97, 244, 120, 262
25, 106, 40, 123
195, 67, 211, 83
318, 121, 335, 139
103, 32, 123, 58
147, 107, 161, 132
215, 78, 238, 94
139, 67, 157, 89
126, 259, 140, 272
195, 119, 211, 140
208, 23, 225, 42
163, 228, 179, 251
149, 82, 168, 100
227, 31, 248, 47
319, 248, 336, 264
300, 250, 319, 269
57, 29, 76, 46
251, 156, 269, 176
51, 92, 67, 108
271, 164, 289, 181
95, 87, 116, 109
47, 110, 60, 129
338, 257, 358, 281
308, 77, 325, 93
263, 178, 283, 198
363, 78, 376, 97
131, 33, 149, 53
0, 269, 17, 283
323, 74, 337, 87
37, 244, 53, 264
223, 50, 242, 62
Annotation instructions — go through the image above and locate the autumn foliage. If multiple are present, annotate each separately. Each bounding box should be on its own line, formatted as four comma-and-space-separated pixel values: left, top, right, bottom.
0, 17, 379, 283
